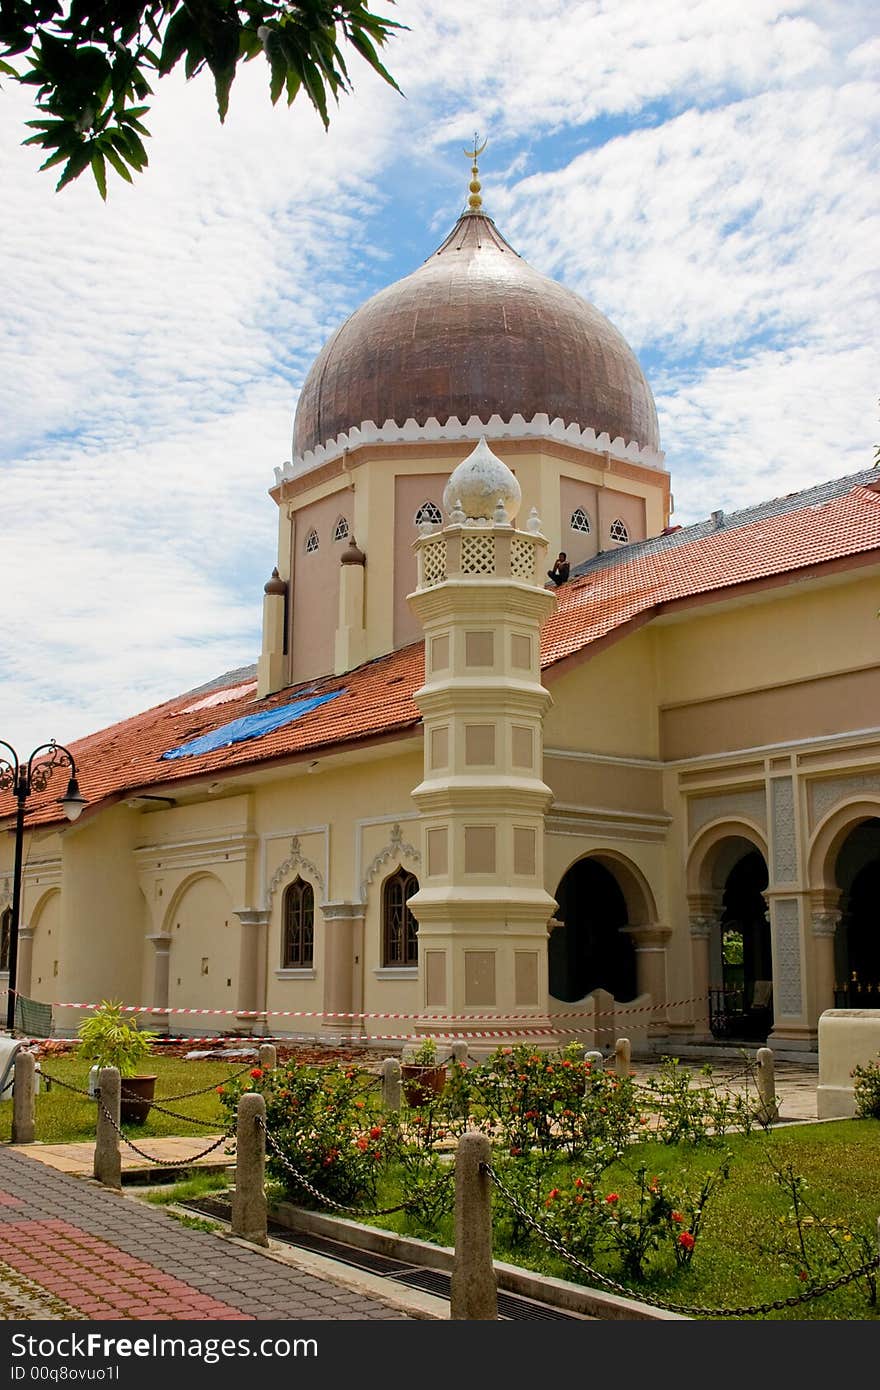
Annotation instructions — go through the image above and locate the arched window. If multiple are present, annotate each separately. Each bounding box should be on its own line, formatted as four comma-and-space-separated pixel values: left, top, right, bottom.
333, 516, 350, 542
282, 878, 314, 968
414, 501, 442, 528
570, 507, 591, 534
304, 528, 319, 554
609, 518, 629, 543
382, 867, 419, 967
0, 908, 10, 972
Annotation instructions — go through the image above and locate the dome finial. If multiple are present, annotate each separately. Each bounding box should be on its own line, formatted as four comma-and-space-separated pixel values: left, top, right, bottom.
464, 133, 487, 213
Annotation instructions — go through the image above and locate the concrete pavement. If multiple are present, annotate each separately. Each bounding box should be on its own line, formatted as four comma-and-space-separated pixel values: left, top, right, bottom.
0, 1147, 423, 1321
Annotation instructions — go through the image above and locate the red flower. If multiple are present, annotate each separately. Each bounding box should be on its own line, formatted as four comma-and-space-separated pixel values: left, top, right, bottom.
509, 1146, 522, 1156
562, 1059, 572, 1069
671, 1211, 685, 1224
605, 1193, 619, 1205
369, 1125, 383, 1139
215, 1086, 225, 1095
798, 1270, 808, 1282
250, 1068, 263, 1080
356, 1136, 369, 1151
545, 1188, 560, 1206
678, 1231, 695, 1251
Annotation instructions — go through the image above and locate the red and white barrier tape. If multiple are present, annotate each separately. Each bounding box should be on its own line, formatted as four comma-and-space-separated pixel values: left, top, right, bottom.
29, 993, 704, 1023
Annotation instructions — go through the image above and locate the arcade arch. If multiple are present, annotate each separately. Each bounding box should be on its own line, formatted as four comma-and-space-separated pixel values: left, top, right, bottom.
809, 803, 880, 1008
687, 823, 772, 1038
548, 851, 656, 1004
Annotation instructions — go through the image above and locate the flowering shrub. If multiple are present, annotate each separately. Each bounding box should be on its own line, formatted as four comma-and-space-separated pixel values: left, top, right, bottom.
218, 1061, 398, 1207
641, 1056, 762, 1144
468, 1043, 640, 1158
540, 1160, 730, 1279
852, 1057, 880, 1119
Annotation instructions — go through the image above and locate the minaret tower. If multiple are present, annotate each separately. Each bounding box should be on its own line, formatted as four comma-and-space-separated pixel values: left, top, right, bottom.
407, 437, 558, 1043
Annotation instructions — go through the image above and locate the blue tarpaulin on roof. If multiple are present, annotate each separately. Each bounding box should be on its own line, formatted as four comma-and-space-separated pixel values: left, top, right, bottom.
162, 690, 344, 761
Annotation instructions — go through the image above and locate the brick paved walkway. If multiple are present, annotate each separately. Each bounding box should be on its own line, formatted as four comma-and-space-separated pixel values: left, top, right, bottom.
0, 1148, 414, 1321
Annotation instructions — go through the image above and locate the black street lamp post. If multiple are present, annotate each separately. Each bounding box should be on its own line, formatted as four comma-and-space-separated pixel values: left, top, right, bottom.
0, 741, 87, 1033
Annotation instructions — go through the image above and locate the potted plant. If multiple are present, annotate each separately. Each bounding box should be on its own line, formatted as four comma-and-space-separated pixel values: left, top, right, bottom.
401, 1036, 447, 1107
77, 1000, 158, 1124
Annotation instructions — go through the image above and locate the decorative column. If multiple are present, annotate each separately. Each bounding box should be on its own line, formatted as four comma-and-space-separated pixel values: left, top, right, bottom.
321, 902, 365, 1038
623, 925, 672, 1036
257, 568, 287, 699
686, 890, 722, 1040
407, 438, 558, 1045
809, 890, 840, 1021
234, 909, 269, 1034
145, 934, 171, 1033
334, 538, 367, 675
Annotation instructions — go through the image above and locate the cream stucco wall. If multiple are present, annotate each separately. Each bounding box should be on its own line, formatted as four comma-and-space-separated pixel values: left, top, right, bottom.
6, 542, 878, 1049
263, 437, 669, 692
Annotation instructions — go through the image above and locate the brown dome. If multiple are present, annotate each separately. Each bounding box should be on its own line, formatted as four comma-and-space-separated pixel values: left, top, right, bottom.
292, 211, 660, 459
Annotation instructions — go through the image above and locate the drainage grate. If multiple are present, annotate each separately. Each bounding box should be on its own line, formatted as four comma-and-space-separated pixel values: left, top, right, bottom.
180, 1197, 588, 1321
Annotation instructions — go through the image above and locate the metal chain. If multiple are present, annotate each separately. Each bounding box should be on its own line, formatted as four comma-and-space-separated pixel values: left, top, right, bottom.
120, 1094, 222, 1128
38, 1063, 254, 1103
261, 1122, 452, 1218
483, 1163, 879, 1319
97, 1102, 229, 1166
37, 1071, 96, 1099
146, 1063, 258, 1101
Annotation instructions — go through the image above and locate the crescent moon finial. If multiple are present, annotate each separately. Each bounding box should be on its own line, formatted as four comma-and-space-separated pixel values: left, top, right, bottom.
463, 133, 487, 213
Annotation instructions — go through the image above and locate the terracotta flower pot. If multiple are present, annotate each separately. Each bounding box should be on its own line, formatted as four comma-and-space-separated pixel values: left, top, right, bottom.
401, 1064, 447, 1107
119, 1074, 157, 1125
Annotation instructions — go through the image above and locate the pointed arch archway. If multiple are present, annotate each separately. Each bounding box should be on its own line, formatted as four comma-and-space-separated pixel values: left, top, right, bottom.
548, 850, 657, 1005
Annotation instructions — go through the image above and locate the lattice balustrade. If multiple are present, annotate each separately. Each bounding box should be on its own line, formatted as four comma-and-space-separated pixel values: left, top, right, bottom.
461, 533, 496, 575
421, 539, 448, 587
510, 537, 535, 579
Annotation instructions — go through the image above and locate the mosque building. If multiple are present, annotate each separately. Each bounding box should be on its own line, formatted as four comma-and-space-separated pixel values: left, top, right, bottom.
3, 151, 879, 1052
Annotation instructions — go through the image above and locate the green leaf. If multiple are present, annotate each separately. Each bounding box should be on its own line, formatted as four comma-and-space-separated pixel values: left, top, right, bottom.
300, 57, 329, 127
38, 148, 71, 172
213, 65, 235, 122
102, 142, 134, 185
268, 48, 286, 106
118, 125, 149, 169
55, 143, 93, 192
159, 8, 194, 75
347, 28, 402, 92
91, 147, 107, 200
0, 58, 19, 77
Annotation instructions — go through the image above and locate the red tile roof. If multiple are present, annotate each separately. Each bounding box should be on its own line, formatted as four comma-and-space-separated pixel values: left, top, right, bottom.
5, 479, 880, 831
542, 480, 880, 666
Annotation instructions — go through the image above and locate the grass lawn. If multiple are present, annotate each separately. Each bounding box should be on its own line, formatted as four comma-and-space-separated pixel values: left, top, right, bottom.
0, 1054, 237, 1144
364, 1120, 880, 1320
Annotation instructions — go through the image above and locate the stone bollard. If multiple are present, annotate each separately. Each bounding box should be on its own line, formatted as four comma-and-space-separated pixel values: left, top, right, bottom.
94, 1067, 122, 1189
258, 1044, 277, 1072
614, 1038, 632, 1078
11, 1051, 36, 1144
451, 1041, 469, 1069
755, 1047, 779, 1124
450, 1131, 497, 1320
381, 1057, 401, 1111
231, 1092, 268, 1246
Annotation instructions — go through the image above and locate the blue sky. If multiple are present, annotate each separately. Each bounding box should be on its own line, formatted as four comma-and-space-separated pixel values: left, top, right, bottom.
1, 0, 878, 757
